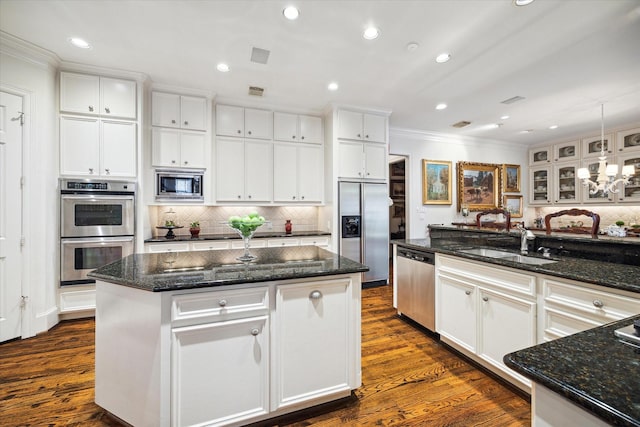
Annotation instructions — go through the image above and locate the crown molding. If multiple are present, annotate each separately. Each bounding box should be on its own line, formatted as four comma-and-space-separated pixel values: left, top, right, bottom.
390, 126, 529, 151
59, 60, 149, 83
151, 82, 215, 99
0, 31, 60, 71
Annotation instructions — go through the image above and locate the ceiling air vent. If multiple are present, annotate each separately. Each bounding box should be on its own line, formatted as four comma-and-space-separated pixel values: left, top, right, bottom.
248, 86, 264, 97
500, 95, 525, 105
452, 120, 471, 128
250, 47, 270, 64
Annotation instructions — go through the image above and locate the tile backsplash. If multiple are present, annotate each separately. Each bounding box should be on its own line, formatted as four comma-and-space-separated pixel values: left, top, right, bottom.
149, 206, 321, 237
529, 205, 640, 228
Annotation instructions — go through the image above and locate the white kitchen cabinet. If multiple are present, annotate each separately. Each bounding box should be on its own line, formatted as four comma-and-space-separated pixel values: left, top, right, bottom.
541, 276, 640, 342
152, 128, 206, 169
338, 141, 386, 180
273, 143, 323, 203
60, 116, 136, 177
529, 165, 552, 205
60, 72, 136, 119
273, 112, 323, 144
273, 278, 354, 410
580, 158, 615, 204
617, 153, 640, 202
144, 242, 191, 253
616, 127, 640, 154
436, 254, 537, 390
299, 236, 330, 248
582, 134, 614, 158
552, 162, 580, 204
152, 92, 207, 131
216, 105, 272, 139
267, 238, 300, 247
529, 145, 552, 166
216, 137, 272, 202
553, 140, 580, 162
337, 110, 386, 143
190, 241, 231, 251
231, 239, 267, 249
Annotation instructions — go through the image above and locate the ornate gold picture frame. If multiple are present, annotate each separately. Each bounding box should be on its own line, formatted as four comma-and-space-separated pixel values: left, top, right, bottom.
457, 162, 501, 211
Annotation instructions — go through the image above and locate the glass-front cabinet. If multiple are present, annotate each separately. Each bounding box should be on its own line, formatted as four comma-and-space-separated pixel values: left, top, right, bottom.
581, 134, 614, 159
530, 166, 551, 205
617, 154, 640, 202
529, 146, 552, 166
616, 128, 640, 154
581, 159, 615, 203
553, 141, 580, 162
553, 162, 579, 204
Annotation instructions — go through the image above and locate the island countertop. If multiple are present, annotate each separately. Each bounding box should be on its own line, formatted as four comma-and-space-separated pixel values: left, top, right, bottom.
88, 246, 368, 292
504, 315, 640, 427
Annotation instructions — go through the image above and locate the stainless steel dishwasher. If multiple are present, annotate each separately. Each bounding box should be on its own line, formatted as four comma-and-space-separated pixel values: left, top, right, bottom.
396, 247, 436, 331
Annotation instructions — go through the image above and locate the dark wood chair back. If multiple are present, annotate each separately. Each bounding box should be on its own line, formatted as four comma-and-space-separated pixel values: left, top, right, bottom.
544, 209, 600, 237
475, 208, 511, 230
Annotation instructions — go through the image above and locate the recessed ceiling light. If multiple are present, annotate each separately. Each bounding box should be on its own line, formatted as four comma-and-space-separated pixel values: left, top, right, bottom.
406, 42, 419, 52
549, 125, 559, 129
68, 37, 91, 49
489, 123, 503, 129
363, 26, 380, 40
435, 53, 451, 63
216, 63, 230, 72
435, 103, 447, 110
514, 0, 535, 6
520, 129, 534, 134
283, 6, 299, 20
328, 82, 339, 91
500, 115, 510, 120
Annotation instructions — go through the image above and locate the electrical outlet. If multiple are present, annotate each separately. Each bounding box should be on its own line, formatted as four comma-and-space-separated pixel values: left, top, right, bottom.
266, 221, 273, 230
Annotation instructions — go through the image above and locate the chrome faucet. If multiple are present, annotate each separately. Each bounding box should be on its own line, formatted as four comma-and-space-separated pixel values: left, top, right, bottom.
518, 226, 535, 254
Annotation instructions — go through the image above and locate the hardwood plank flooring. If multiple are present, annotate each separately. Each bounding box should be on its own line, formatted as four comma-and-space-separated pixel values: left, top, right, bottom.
0, 285, 530, 426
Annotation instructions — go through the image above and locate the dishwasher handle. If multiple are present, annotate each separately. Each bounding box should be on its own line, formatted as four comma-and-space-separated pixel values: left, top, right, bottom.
398, 248, 435, 265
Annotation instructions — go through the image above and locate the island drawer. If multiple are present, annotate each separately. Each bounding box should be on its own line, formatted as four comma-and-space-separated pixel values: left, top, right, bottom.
171, 287, 269, 327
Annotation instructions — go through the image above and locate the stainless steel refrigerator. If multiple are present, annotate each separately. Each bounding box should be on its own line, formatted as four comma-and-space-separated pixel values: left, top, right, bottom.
338, 181, 389, 286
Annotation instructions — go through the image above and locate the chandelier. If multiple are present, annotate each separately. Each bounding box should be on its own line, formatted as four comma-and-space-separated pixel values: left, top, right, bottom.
576, 104, 635, 194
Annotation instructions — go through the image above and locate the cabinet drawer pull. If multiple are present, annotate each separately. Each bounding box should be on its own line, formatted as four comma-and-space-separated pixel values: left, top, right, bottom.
465, 290, 471, 295
309, 290, 322, 300
592, 299, 604, 308
89, 168, 94, 174
88, 105, 94, 112
250, 328, 260, 336
105, 168, 110, 175
171, 160, 176, 164
105, 107, 111, 114
218, 299, 227, 307
482, 296, 489, 302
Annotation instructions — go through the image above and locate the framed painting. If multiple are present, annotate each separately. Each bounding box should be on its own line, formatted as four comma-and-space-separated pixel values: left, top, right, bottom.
457, 162, 501, 211
502, 164, 521, 193
503, 194, 523, 218
422, 159, 452, 204
390, 161, 405, 179
391, 182, 405, 197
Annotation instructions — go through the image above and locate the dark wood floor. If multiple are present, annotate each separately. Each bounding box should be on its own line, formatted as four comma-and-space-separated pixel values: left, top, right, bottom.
0, 285, 530, 426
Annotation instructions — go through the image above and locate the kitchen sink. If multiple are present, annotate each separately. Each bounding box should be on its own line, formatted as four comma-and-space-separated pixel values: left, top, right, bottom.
460, 248, 557, 265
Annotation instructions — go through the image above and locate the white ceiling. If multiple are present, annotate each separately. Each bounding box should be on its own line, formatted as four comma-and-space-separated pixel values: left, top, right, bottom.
1, 0, 639, 145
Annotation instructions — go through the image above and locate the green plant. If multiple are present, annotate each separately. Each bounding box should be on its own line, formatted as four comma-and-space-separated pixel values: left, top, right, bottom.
190, 221, 200, 228
615, 220, 625, 227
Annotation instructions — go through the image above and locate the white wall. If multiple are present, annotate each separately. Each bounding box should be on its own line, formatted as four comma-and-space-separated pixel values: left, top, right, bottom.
389, 128, 528, 239
1, 35, 59, 336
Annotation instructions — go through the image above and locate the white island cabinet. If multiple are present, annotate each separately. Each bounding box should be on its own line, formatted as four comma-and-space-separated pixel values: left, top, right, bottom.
95, 268, 361, 426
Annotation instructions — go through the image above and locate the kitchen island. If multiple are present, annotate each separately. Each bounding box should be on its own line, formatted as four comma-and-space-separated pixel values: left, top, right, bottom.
89, 246, 368, 427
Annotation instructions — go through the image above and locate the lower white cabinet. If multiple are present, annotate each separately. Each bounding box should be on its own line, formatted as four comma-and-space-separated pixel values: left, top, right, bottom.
272, 278, 354, 410
145, 236, 330, 253
436, 255, 537, 390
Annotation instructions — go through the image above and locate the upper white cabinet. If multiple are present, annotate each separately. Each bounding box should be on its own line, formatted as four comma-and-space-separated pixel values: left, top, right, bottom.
581, 134, 614, 158
616, 127, 640, 154
553, 140, 580, 162
152, 92, 207, 131
337, 110, 386, 143
60, 72, 137, 119
529, 145, 552, 165
273, 112, 323, 144
60, 116, 136, 177
338, 141, 386, 180
152, 128, 206, 169
216, 137, 272, 202
273, 143, 323, 203
617, 153, 640, 202
216, 105, 272, 139
529, 165, 552, 205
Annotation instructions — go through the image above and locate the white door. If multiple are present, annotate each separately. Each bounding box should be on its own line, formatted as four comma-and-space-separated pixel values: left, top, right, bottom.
0, 91, 23, 342
101, 120, 136, 177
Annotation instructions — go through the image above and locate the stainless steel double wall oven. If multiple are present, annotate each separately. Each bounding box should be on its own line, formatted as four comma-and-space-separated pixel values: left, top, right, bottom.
60, 179, 136, 286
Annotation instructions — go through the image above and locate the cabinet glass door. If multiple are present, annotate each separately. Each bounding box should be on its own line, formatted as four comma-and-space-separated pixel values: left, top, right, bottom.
618, 155, 640, 202
529, 146, 551, 165
581, 160, 613, 203
531, 168, 550, 204
555, 164, 578, 204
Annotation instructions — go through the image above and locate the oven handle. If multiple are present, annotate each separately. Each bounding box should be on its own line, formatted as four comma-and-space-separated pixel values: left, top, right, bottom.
61, 194, 134, 201
60, 236, 135, 245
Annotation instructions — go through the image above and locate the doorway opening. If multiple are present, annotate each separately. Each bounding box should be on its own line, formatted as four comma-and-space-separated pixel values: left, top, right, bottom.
389, 156, 407, 256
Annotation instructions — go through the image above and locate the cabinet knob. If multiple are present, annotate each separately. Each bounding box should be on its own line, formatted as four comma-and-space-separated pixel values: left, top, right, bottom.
237, 195, 241, 199
248, 130, 252, 135
237, 130, 242, 134
184, 121, 189, 126
251, 328, 260, 336
592, 299, 604, 308
365, 134, 369, 139
482, 296, 489, 302
292, 196, 296, 200
105, 107, 110, 114
105, 168, 110, 175
248, 195, 252, 199
309, 290, 322, 300
292, 135, 296, 139
357, 133, 361, 138
301, 196, 305, 200
184, 161, 188, 165
218, 299, 227, 307
89, 168, 94, 174
366, 172, 370, 176
465, 290, 471, 295
358, 172, 362, 176
88, 105, 94, 112
171, 119, 176, 124
301, 136, 305, 140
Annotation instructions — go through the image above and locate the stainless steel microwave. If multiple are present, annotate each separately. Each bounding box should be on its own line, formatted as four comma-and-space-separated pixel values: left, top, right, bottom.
155, 169, 204, 201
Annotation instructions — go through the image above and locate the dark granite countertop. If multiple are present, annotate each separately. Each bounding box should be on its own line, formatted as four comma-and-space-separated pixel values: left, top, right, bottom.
88, 246, 368, 292
392, 238, 640, 294
145, 230, 331, 243
504, 315, 640, 427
